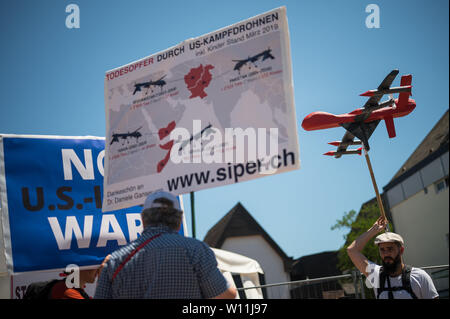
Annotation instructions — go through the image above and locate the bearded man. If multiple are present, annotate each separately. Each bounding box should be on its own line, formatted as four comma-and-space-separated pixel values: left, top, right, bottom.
347, 217, 439, 299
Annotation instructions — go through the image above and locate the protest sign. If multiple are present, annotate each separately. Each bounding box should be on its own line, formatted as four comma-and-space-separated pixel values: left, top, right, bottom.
0, 135, 186, 273
103, 6, 300, 212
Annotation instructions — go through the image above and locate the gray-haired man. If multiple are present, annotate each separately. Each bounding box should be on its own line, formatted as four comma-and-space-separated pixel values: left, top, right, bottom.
95, 191, 236, 299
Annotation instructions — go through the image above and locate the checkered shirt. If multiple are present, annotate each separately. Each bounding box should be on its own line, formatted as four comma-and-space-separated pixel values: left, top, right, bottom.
94, 225, 229, 299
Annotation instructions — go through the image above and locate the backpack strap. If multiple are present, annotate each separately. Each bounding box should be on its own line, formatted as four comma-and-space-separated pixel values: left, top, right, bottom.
377, 265, 418, 299
401, 265, 418, 299
386, 275, 395, 299
111, 233, 162, 282
377, 266, 387, 299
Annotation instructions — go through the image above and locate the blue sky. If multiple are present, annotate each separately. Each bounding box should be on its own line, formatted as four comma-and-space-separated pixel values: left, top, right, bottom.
0, 0, 448, 259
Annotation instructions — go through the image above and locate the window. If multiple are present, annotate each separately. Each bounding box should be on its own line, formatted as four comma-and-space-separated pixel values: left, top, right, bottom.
434, 176, 449, 194
421, 158, 444, 187
403, 172, 423, 198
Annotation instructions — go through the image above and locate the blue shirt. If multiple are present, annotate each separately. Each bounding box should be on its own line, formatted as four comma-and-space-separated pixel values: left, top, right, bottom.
94, 225, 229, 299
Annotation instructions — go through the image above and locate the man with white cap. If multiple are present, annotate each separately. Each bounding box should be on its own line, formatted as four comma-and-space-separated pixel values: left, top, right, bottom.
95, 190, 236, 299
347, 216, 438, 299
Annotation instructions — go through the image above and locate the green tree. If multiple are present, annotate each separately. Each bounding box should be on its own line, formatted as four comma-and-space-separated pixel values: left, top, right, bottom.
331, 201, 388, 272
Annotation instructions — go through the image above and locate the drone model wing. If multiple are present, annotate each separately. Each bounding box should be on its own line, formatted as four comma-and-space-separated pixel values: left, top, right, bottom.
324, 131, 363, 158
362, 69, 399, 109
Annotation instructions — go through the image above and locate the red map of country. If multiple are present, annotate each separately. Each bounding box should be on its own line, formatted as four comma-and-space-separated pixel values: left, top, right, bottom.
184, 64, 214, 99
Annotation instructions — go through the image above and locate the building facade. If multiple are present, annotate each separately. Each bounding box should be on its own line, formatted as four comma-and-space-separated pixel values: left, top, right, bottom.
204, 202, 293, 299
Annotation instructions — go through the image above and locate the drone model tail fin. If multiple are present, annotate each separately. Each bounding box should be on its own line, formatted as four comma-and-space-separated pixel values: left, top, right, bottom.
397, 74, 412, 107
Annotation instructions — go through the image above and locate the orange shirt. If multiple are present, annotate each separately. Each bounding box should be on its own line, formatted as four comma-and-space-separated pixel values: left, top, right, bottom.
50, 280, 90, 299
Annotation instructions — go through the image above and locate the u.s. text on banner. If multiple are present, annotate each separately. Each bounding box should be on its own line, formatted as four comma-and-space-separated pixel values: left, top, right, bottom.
0, 135, 185, 273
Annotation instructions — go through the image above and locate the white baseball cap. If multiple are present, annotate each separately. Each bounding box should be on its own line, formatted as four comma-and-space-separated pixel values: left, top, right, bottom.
374, 232, 404, 246
143, 191, 181, 211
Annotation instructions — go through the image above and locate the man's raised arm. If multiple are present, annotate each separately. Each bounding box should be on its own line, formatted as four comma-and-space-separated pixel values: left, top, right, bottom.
347, 216, 387, 276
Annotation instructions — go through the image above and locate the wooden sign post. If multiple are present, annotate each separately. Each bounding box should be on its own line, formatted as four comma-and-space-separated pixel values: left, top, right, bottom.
363, 146, 390, 232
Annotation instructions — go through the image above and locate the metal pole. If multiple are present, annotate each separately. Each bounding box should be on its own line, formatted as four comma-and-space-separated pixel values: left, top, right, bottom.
359, 271, 366, 299
190, 191, 196, 238
352, 270, 359, 299
363, 147, 390, 232
237, 273, 353, 291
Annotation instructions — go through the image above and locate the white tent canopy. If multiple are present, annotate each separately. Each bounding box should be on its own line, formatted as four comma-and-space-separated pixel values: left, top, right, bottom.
212, 248, 265, 299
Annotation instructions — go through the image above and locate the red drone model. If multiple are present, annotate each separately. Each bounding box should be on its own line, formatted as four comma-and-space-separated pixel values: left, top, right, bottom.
302, 70, 415, 157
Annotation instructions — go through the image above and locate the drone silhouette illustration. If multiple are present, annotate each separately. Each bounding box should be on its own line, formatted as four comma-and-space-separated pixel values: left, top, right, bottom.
178, 123, 215, 152
133, 75, 167, 95
232, 48, 275, 74
110, 127, 143, 145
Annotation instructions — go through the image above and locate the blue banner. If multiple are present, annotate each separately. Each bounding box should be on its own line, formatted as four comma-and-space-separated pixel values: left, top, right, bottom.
0, 135, 185, 273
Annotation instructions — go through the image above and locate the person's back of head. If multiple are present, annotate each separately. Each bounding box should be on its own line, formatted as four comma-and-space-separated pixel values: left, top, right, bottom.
141, 191, 182, 231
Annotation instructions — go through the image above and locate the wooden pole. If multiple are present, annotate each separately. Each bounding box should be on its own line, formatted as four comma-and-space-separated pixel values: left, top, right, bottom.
363, 147, 390, 231
190, 191, 196, 238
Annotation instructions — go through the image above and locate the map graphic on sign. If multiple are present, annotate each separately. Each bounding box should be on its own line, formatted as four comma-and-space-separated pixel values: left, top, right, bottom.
184, 64, 215, 99
103, 7, 300, 212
